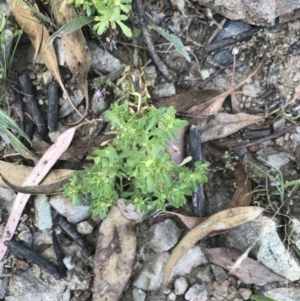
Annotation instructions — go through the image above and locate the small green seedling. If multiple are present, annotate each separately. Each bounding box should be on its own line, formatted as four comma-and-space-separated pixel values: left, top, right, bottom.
63, 101, 210, 219
67, 0, 132, 37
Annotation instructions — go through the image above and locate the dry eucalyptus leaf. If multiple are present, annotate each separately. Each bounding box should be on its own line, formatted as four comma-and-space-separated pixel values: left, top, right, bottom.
117, 198, 143, 221
51, 0, 91, 120
93, 206, 137, 301
160, 211, 205, 229
203, 247, 285, 285
7, 1, 42, 65
0, 161, 73, 187
187, 57, 265, 129
0, 126, 80, 260
0, 173, 70, 195
201, 112, 266, 142
167, 126, 187, 165
161, 206, 264, 291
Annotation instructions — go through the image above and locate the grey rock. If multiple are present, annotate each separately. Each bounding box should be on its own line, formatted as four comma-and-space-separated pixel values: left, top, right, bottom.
219, 215, 300, 281
290, 133, 300, 146
145, 295, 167, 301
265, 287, 300, 301
58, 89, 84, 119
185, 283, 208, 301
17, 229, 33, 249
170, 246, 207, 280
214, 20, 252, 42
62, 289, 71, 301
198, 0, 300, 26
0, 186, 16, 204
152, 83, 176, 99
49, 195, 91, 223
0, 277, 8, 299
87, 40, 124, 73
133, 288, 147, 301
90, 93, 107, 115
211, 48, 233, 66
168, 291, 177, 300
77, 221, 94, 235
134, 252, 170, 291
147, 219, 181, 253
210, 264, 228, 283
267, 152, 290, 168
42, 70, 53, 85
257, 219, 300, 281
144, 66, 157, 86
34, 195, 53, 231
196, 265, 213, 283
174, 277, 188, 295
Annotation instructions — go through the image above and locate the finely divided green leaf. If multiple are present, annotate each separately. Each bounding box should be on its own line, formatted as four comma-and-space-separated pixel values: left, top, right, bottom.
152, 24, 191, 62
48, 16, 94, 47
251, 296, 277, 301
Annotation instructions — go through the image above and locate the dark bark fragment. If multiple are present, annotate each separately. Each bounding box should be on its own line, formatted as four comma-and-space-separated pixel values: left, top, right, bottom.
47, 81, 59, 132
4, 240, 60, 279
58, 217, 94, 256
52, 231, 67, 279
18, 73, 47, 135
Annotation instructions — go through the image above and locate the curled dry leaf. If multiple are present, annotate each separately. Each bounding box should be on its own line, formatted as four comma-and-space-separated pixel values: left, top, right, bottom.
203, 247, 285, 285
0, 126, 79, 260
0, 161, 73, 187
201, 112, 266, 142
117, 198, 143, 221
93, 206, 137, 301
7, 1, 42, 65
161, 206, 264, 291
0, 173, 70, 195
226, 161, 251, 209
51, 0, 91, 123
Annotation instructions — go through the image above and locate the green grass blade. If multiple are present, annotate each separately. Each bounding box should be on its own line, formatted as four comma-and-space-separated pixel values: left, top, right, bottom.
152, 24, 191, 62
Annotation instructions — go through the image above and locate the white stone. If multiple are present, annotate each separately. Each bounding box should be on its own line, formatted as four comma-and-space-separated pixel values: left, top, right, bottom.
174, 277, 188, 295
77, 221, 94, 235
133, 288, 146, 301
168, 291, 177, 301
200, 69, 210, 80
42, 70, 53, 85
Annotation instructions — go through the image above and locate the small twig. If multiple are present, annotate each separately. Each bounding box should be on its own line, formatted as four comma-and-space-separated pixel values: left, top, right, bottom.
135, 0, 174, 82
231, 122, 300, 152
203, 28, 261, 54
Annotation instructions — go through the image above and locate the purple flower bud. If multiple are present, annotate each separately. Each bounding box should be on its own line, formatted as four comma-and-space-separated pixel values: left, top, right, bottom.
270, 182, 276, 187
94, 89, 102, 99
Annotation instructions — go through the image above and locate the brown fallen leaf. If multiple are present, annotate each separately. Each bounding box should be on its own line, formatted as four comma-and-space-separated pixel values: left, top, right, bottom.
188, 56, 265, 129
51, 0, 91, 122
0, 161, 73, 187
226, 161, 251, 209
167, 126, 188, 165
201, 112, 266, 142
203, 247, 285, 285
155, 89, 221, 112
159, 211, 205, 229
0, 173, 70, 195
161, 206, 264, 291
93, 206, 137, 301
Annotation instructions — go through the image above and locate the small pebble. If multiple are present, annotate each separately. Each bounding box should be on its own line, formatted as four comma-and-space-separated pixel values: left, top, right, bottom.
239, 288, 252, 300
174, 277, 188, 295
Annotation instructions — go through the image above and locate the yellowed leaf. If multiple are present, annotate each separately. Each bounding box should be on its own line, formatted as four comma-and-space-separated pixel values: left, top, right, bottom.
0, 161, 73, 187
161, 206, 264, 291
7, 2, 42, 65
51, 0, 91, 122
93, 206, 137, 301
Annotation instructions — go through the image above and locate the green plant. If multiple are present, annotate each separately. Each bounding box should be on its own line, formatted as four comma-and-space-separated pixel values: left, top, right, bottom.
67, 0, 132, 37
63, 101, 210, 218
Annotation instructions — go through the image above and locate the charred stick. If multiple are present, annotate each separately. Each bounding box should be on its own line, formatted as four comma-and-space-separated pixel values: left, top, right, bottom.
256, 87, 279, 100
189, 124, 206, 217
4, 240, 60, 279
135, 0, 174, 82
14, 88, 25, 131
47, 81, 59, 132
58, 217, 94, 256
52, 231, 67, 279
203, 28, 261, 54
18, 73, 47, 136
